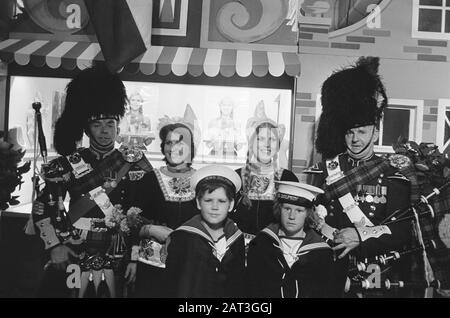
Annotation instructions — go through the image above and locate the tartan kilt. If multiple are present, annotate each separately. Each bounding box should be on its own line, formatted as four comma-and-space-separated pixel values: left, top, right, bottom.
411, 185, 450, 290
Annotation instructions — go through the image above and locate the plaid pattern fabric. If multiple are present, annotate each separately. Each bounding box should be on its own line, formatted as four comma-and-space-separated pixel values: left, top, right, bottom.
324, 157, 421, 204
395, 163, 450, 289
323, 157, 391, 201
322, 155, 450, 290
420, 192, 450, 289
69, 150, 125, 198
69, 149, 153, 198
399, 165, 421, 203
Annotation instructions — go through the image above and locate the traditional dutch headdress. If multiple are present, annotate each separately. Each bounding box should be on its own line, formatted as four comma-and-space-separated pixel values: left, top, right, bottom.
246, 107, 286, 163
315, 56, 388, 159
157, 104, 201, 155
53, 63, 127, 156
240, 103, 286, 208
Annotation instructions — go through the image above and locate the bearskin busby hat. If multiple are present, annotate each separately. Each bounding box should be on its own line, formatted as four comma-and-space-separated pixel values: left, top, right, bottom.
315, 56, 388, 159
53, 63, 127, 155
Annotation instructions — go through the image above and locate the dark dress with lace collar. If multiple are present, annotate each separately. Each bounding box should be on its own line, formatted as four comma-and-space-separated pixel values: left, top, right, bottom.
133, 166, 199, 297
165, 215, 246, 298
232, 167, 298, 238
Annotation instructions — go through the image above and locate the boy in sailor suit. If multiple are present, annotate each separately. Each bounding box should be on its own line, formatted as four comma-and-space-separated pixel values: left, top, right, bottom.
165, 165, 245, 298
246, 181, 334, 298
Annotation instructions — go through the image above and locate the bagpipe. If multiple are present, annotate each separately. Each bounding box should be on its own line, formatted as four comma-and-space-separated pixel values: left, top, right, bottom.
346, 180, 450, 294
25, 100, 78, 242
380, 180, 450, 226
308, 166, 450, 297
345, 276, 441, 293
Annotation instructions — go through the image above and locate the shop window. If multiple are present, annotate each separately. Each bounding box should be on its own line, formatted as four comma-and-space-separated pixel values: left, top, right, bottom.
6, 75, 293, 212
412, 0, 450, 40
375, 100, 424, 153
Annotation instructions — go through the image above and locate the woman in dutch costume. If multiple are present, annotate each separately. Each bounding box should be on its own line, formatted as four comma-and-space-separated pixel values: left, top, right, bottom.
231, 118, 298, 246
133, 105, 200, 297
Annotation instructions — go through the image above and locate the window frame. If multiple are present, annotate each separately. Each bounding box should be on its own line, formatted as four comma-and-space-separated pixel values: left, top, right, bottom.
435, 98, 450, 152
412, 0, 450, 40
374, 99, 424, 154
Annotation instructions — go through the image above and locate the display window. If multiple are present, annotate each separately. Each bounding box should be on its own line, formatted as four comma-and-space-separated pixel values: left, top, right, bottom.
6, 75, 293, 210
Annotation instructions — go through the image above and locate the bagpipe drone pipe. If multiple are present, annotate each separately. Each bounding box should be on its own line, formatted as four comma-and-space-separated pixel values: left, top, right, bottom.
346, 180, 450, 295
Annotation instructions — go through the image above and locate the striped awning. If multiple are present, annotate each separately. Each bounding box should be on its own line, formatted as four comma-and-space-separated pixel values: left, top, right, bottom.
0, 39, 301, 77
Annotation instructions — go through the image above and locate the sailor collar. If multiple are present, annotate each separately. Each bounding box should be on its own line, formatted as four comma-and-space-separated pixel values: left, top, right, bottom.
261, 224, 330, 256
175, 215, 242, 248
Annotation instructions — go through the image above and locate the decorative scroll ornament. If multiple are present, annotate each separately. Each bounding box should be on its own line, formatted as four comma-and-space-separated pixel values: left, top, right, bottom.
23, 0, 89, 35
216, 0, 289, 43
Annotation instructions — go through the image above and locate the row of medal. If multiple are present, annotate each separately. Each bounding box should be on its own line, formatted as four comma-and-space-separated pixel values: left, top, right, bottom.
354, 184, 387, 204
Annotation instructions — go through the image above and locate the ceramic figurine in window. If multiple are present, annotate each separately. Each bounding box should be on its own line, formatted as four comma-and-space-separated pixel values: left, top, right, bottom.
118, 91, 155, 151
205, 97, 245, 159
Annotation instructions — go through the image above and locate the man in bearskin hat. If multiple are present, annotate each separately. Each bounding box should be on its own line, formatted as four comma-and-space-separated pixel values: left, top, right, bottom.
305, 57, 414, 297
31, 63, 153, 297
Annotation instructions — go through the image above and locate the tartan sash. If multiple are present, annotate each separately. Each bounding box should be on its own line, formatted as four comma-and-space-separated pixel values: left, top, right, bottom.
323, 157, 392, 202
67, 150, 152, 224
68, 160, 132, 224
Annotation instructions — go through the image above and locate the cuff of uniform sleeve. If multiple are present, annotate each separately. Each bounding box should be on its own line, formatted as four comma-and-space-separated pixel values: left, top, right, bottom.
35, 217, 62, 250
131, 245, 140, 261
356, 225, 392, 242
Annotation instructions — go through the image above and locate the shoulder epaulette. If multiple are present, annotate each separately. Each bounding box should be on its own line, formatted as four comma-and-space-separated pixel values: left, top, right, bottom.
119, 147, 144, 163
388, 154, 412, 169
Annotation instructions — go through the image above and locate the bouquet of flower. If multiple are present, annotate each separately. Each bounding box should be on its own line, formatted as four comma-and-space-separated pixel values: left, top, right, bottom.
103, 204, 151, 257
0, 140, 31, 210
104, 204, 151, 236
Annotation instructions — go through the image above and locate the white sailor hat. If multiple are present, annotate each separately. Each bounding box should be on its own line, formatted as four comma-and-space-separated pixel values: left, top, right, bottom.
275, 181, 324, 207
191, 165, 242, 193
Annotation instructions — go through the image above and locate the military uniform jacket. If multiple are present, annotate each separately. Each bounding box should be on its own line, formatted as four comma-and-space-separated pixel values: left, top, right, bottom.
165, 215, 246, 298
246, 224, 334, 298
32, 147, 153, 254
307, 153, 412, 258
231, 168, 298, 236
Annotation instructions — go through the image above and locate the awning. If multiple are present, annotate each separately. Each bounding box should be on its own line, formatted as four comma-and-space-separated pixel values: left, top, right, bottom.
0, 39, 301, 77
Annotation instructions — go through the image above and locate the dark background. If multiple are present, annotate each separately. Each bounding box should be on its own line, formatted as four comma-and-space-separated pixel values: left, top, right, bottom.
0, 212, 46, 298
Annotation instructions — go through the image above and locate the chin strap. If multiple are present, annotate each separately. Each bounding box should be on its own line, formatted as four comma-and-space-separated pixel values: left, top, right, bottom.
346, 127, 376, 159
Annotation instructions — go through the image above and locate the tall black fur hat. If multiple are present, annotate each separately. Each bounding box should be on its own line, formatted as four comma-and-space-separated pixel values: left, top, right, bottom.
315, 56, 387, 159
53, 63, 127, 155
